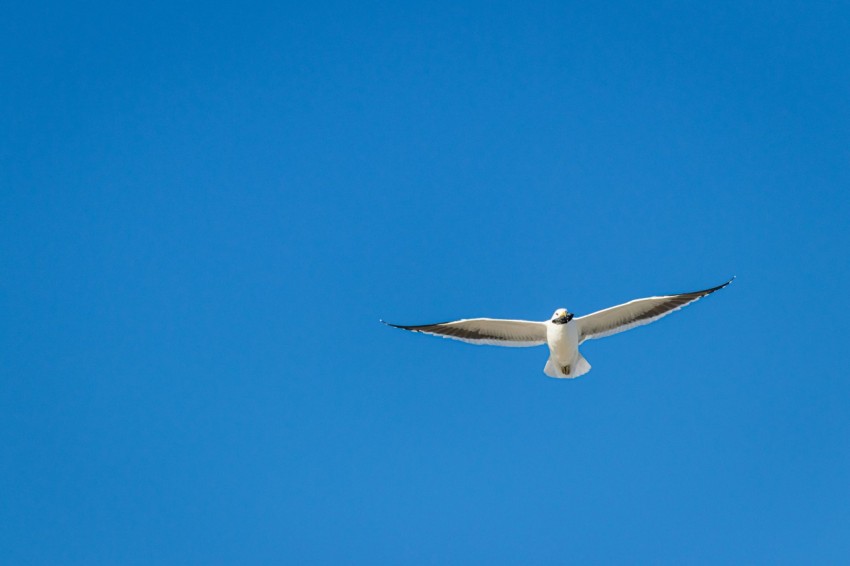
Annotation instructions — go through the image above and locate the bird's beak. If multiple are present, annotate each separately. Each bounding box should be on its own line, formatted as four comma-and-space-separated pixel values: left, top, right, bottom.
553, 313, 573, 324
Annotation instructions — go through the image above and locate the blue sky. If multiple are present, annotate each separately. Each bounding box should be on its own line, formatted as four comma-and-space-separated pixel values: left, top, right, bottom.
2, 1, 849, 563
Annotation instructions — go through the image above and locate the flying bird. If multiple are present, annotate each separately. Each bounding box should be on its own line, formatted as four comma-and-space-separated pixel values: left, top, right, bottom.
382, 278, 732, 378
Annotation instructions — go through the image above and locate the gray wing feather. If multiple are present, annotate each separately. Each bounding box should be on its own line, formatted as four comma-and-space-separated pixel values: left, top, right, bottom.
382, 318, 547, 347
576, 279, 732, 342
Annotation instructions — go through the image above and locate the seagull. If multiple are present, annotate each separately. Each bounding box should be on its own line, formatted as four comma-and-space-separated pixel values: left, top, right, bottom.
382, 278, 732, 378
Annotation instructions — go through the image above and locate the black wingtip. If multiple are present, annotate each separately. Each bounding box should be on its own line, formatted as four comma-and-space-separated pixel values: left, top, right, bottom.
701, 277, 735, 295
380, 319, 457, 332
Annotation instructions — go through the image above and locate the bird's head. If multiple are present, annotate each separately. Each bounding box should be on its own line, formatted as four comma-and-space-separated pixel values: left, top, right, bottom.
551, 308, 574, 324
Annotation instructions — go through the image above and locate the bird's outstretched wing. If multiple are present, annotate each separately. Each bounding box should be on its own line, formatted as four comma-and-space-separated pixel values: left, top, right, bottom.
576, 278, 733, 342
381, 318, 547, 347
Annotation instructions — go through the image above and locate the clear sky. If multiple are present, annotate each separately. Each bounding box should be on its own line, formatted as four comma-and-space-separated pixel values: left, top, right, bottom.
2, 1, 849, 564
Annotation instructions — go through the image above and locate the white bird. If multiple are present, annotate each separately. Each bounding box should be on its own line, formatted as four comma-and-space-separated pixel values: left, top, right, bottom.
382, 278, 732, 378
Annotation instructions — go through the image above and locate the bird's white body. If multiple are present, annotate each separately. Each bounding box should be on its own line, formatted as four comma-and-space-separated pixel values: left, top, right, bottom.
383, 279, 732, 379
544, 318, 590, 378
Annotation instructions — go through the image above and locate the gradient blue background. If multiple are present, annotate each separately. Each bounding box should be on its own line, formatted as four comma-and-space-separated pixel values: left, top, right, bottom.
2, 2, 849, 563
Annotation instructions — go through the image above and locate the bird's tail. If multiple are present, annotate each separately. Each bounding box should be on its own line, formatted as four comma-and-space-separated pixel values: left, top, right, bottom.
544, 354, 592, 379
